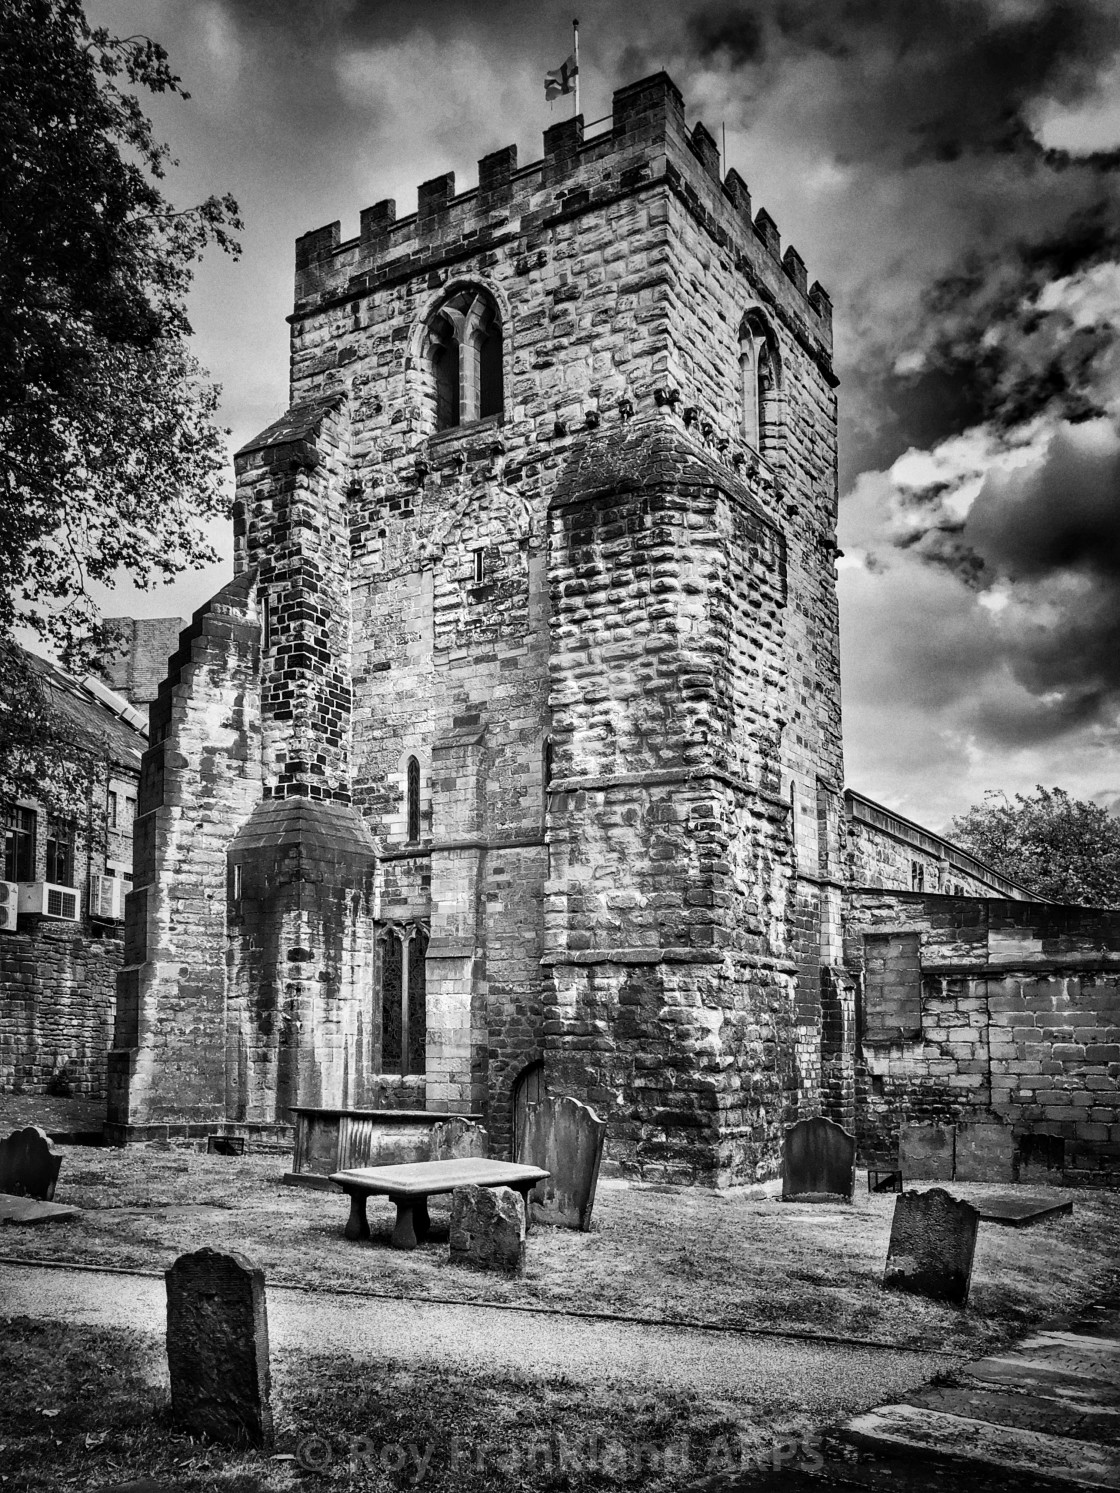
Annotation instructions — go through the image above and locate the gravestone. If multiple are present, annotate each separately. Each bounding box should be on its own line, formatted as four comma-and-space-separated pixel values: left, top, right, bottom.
781, 1117, 856, 1202
955, 1119, 1016, 1183
518, 1095, 606, 1230
883, 1188, 980, 1306
449, 1184, 525, 1274
430, 1117, 488, 1161
899, 1122, 954, 1181
165, 1249, 273, 1447
0, 1125, 62, 1200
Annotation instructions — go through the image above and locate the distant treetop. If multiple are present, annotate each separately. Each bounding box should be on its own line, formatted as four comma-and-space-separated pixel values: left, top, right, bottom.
949, 786, 1120, 908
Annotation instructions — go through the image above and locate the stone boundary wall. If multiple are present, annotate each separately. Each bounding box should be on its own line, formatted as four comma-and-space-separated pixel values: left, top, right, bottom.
846, 890, 1120, 1183
0, 924, 121, 1098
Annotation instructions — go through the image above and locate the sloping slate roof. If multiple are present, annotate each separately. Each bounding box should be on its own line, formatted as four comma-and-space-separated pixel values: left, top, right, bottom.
234, 391, 347, 458
550, 413, 777, 535
23, 650, 145, 772
229, 795, 377, 858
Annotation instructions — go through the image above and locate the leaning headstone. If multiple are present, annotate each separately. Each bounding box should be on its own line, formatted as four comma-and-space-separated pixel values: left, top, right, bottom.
0, 1125, 62, 1201
899, 1122, 954, 1182
781, 1116, 856, 1202
449, 1184, 525, 1274
883, 1188, 980, 1306
955, 1119, 1016, 1183
518, 1095, 606, 1230
165, 1248, 273, 1447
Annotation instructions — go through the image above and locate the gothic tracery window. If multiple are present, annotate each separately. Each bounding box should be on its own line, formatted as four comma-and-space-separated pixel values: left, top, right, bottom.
424, 287, 503, 431
380, 925, 428, 1077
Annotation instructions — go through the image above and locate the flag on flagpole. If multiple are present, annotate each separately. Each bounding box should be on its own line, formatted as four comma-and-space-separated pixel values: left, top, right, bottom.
545, 51, 578, 100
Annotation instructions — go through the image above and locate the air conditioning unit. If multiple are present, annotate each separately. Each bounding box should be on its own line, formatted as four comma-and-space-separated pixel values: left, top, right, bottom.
89, 873, 124, 921
0, 880, 18, 932
19, 881, 80, 921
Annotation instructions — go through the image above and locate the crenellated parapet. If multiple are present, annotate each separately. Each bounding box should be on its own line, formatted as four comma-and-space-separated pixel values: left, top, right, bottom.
291, 72, 833, 378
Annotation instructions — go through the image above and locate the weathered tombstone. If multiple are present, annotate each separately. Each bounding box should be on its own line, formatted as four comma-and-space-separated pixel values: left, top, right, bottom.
0, 1125, 62, 1201
781, 1116, 856, 1202
430, 1117, 488, 1161
955, 1119, 1016, 1183
448, 1184, 525, 1274
165, 1249, 273, 1447
883, 1188, 980, 1306
518, 1094, 606, 1230
899, 1122, 954, 1182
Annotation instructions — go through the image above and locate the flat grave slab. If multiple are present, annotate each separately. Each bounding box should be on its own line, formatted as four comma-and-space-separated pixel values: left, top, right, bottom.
975, 1195, 1073, 1228
905, 1384, 1120, 1446
0, 1195, 81, 1226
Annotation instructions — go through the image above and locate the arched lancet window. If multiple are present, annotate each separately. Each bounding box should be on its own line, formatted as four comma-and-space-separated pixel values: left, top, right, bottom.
424, 286, 503, 431
406, 756, 421, 843
738, 310, 782, 458
380, 925, 428, 1077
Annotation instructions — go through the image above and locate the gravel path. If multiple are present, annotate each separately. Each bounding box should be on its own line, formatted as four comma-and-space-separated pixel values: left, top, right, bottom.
0, 1260, 958, 1417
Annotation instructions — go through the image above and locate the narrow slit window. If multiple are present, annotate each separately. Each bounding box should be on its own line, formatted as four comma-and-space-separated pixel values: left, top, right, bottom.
473, 548, 485, 585
406, 756, 421, 843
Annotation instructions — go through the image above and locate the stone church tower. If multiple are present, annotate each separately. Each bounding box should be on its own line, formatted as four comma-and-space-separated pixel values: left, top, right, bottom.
108, 72, 846, 1185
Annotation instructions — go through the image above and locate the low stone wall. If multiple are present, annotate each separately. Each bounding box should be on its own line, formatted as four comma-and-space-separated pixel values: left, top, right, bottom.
0, 922, 121, 1099
846, 892, 1120, 1184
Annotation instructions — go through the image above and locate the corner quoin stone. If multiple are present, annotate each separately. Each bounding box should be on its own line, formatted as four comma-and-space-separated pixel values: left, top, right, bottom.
448, 1184, 525, 1273
883, 1188, 980, 1308
165, 1248, 273, 1448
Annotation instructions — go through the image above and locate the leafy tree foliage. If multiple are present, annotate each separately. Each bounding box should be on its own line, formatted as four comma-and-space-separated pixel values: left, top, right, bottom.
0, 0, 241, 666
950, 786, 1120, 907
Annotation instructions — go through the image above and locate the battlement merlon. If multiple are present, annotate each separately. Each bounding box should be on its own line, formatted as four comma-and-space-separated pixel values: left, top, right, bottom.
290, 71, 833, 363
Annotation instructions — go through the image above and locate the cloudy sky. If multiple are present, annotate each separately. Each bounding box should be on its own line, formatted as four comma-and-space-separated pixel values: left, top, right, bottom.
86, 0, 1120, 832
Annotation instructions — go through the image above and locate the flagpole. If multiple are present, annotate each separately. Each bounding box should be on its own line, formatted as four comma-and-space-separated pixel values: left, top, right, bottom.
573, 18, 580, 118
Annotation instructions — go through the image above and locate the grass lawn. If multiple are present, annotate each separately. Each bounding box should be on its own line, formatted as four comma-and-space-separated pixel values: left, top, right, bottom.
1, 1143, 1118, 1359
1, 1317, 831, 1492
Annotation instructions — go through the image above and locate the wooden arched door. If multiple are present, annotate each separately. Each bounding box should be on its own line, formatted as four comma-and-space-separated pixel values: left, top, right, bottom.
511, 1059, 544, 1160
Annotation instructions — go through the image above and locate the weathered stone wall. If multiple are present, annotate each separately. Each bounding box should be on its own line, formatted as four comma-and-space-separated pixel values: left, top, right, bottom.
0, 925, 120, 1097
101, 617, 185, 707
846, 891, 1120, 1183
109, 577, 263, 1132
845, 793, 1032, 899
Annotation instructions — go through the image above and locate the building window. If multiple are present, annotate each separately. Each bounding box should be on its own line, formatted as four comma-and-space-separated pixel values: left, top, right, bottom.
406, 756, 421, 843
108, 790, 119, 829
380, 925, 428, 1077
424, 286, 503, 431
3, 807, 35, 882
473, 548, 486, 585
45, 818, 75, 887
738, 310, 781, 458
910, 860, 925, 892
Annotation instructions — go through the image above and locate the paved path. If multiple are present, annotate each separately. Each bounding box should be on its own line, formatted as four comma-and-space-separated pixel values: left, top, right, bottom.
0, 1260, 957, 1419
841, 1300, 1120, 1489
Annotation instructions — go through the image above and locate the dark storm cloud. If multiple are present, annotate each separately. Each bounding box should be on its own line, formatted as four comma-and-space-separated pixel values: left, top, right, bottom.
968, 429, 1120, 581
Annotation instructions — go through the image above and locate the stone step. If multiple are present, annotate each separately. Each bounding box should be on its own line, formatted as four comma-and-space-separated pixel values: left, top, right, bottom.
841, 1404, 1120, 1489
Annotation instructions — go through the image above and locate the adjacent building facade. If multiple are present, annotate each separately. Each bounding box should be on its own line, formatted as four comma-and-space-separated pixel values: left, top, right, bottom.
104, 73, 1120, 1185
0, 653, 146, 1100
